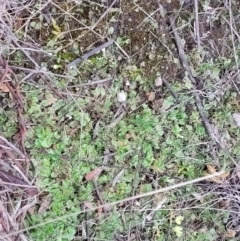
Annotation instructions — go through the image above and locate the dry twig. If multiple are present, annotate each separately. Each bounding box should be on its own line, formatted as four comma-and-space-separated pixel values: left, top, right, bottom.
0, 170, 37, 196
0, 136, 25, 159
194, 0, 201, 50
169, 16, 238, 167
66, 39, 114, 69
0, 57, 28, 166
2, 171, 225, 238
162, 77, 179, 101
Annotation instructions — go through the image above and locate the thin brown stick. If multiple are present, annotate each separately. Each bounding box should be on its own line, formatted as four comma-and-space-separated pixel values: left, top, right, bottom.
0, 136, 25, 159
0, 57, 29, 169
227, 1, 240, 86
0, 59, 8, 85
0, 170, 37, 196
91, 0, 118, 30
92, 180, 106, 213
162, 77, 179, 101
169, 16, 238, 167
2, 171, 225, 238
0, 19, 66, 101
68, 77, 113, 87
0, 19, 40, 69
194, 0, 201, 50
66, 39, 114, 69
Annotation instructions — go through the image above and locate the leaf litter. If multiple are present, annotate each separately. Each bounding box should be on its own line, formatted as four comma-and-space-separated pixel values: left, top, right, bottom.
1, 0, 240, 240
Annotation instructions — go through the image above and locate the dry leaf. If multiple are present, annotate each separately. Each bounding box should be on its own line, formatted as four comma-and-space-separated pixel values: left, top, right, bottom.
112, 169, 124, 187
93, 119, 100, 138
233, 113, 240, 127
203, 174, 223, 184
219, 199, 230, 209
146, 92, 155, 101
226, 229, 236, 238
84, 201, 94, 210
38, 198, 51, 213
151, 99, 163, 110
219, 171, 230, 179
125, 132, 136, 140
191, 192, 204, 203
204, 165, 229, 184
206, 164, 216, 174
0, 83, 10, 92
27, 206, 35, 215
69, 127, 78, 136
26, 187, 38, 197
85, 167, 103, 181
155, 77, 163, 87
108, 112, 125, 128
